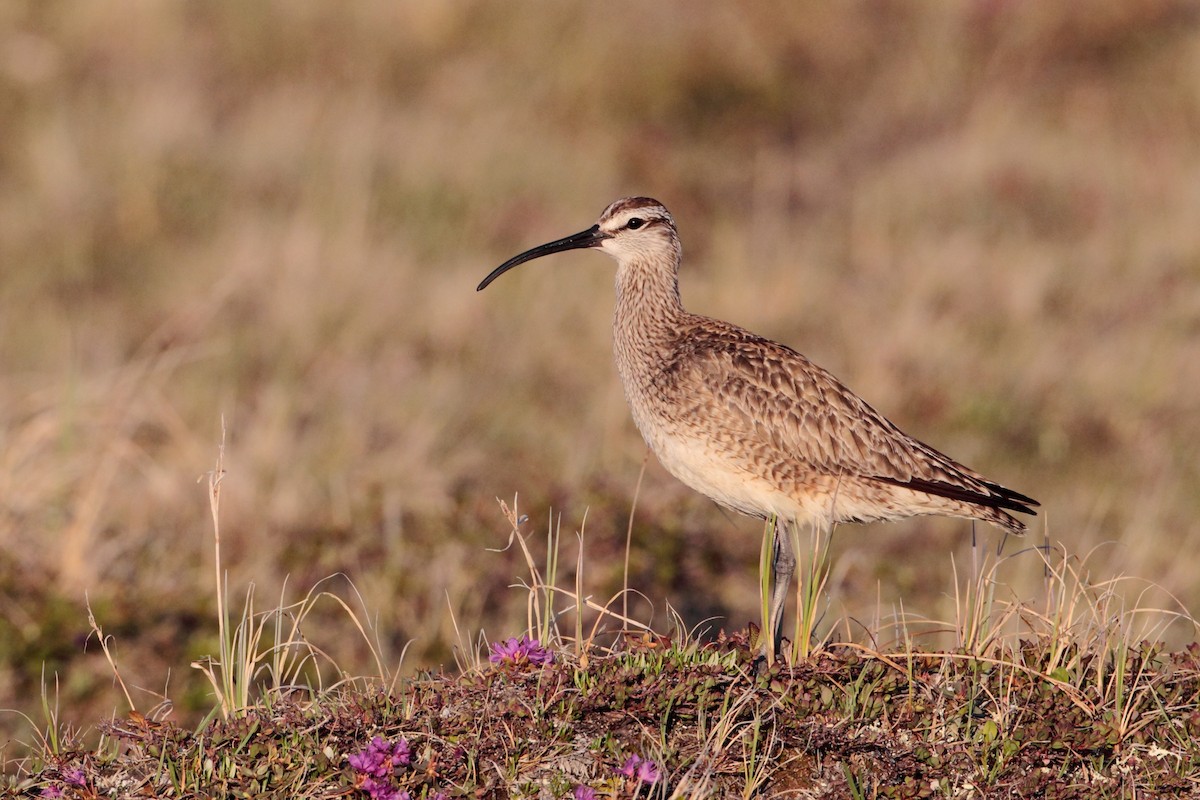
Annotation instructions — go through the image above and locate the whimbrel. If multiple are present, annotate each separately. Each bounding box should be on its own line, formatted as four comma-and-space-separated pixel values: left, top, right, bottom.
478, 197, 1038, 651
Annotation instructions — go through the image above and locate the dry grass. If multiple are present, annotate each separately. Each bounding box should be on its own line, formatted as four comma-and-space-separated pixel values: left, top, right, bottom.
1, 0, 1199, 750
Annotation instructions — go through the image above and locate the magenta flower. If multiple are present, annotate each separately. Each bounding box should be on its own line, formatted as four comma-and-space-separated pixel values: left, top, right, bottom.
39, 787, 63, 799
573, 785, 598, 800
488, 635, 554, 666
348, 736, 413, 799
617, 754, 661, 784
349, 736, 412, 777
636, 758, 661, 784
360, 777, 410, 800
63, 770, 86, 787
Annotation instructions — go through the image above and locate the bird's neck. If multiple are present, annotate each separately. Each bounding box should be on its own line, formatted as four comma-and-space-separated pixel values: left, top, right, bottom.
613, 255, 686, 376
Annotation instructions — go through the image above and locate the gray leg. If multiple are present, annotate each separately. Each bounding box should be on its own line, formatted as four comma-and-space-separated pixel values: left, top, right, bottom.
769, 519, 796, 655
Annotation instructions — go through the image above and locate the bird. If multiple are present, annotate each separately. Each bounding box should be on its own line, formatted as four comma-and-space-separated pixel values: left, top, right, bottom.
477, 197, 1038, 654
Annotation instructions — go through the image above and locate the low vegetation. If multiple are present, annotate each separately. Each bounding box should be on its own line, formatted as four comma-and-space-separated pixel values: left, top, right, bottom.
18, 634, 1200, 798
8, 479, 1200, 797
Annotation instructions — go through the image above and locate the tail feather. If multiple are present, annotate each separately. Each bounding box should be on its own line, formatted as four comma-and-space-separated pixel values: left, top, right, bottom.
872, 475, 1039, 534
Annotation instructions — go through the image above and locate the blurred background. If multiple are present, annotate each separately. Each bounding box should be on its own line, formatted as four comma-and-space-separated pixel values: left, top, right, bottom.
2, 0, 1199, 748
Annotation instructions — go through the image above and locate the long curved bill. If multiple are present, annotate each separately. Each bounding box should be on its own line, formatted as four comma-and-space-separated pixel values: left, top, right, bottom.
477, 225, 609, 291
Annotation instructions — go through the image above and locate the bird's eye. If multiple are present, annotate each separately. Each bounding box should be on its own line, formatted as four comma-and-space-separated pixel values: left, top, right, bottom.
626, 218, 645, 230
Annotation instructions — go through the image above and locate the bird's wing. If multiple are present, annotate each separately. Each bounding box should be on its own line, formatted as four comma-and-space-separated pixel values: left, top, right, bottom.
663, 318, 1037, 515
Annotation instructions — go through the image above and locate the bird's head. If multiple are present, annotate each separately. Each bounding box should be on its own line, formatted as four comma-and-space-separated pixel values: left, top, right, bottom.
477, 197, 678, 291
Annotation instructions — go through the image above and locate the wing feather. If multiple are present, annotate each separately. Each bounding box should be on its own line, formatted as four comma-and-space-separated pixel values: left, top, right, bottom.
658, 316, 1038, 517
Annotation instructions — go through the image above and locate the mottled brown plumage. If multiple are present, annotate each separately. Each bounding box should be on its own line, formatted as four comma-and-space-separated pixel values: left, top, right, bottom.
478, 196, 1038, 650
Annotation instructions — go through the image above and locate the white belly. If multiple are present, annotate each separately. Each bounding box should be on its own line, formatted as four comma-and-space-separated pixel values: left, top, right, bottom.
645, 426, 812, 524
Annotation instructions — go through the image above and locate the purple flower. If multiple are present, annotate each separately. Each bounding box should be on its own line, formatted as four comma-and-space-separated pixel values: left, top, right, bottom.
617, 754, 641, 777
63, 769, 86, 787
360, 777, 410, 800
488, 635, 554, 666
390, 738, 412, 766
39, 787, 63, 799
636, 758, 661, 784
573, 785, 598, 800
347, 736, 414, 799
617, 754, 661, 784
348, 736, 412, 779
